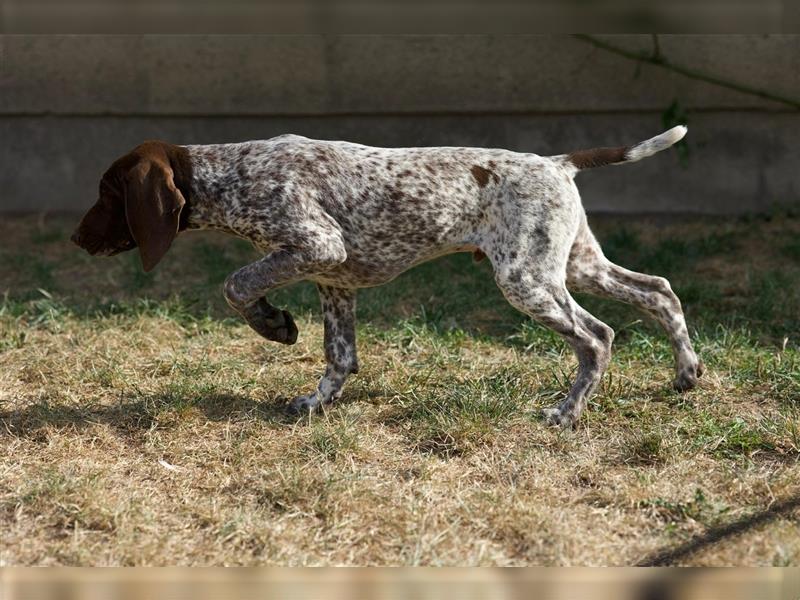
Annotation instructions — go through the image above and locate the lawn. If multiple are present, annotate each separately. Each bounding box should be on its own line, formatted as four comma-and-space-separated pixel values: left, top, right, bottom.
1, 212, 799, 566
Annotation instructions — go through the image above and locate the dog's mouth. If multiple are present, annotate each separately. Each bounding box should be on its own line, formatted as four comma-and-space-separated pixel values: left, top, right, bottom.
97, 241, 135, 257
105, 240, 136, 256
71, 231, 135, 257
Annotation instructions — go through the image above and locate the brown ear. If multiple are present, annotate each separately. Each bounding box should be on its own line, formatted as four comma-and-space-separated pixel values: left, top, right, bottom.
124, 159, 186, 272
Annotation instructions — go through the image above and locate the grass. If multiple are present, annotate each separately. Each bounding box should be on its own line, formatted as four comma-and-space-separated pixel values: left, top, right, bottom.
0, 213, 799, 566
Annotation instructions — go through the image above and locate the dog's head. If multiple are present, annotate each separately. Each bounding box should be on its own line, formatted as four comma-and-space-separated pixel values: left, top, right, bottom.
71, 140, 191, 272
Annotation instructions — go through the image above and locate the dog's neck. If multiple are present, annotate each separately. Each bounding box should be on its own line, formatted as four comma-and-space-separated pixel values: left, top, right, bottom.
179, 144, 249, 236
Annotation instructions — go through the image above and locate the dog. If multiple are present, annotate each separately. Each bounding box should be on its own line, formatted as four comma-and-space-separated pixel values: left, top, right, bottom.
71, 127, 703, 427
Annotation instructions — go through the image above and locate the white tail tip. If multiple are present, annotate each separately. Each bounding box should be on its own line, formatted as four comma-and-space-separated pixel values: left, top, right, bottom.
665, 125, 688, 145
625, 125, 687, 163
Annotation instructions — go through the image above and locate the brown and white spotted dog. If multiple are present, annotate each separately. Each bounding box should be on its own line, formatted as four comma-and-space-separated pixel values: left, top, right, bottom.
71, 126, 703, 427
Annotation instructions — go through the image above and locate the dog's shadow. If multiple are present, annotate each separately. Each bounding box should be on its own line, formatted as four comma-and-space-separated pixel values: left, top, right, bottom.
0, 391, 306, 443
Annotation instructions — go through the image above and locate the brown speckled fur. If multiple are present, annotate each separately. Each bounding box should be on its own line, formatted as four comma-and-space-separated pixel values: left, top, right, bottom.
72, 128, 702, 427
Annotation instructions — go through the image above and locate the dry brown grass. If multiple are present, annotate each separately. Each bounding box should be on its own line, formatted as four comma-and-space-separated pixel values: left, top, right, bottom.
1, 213, 799, 565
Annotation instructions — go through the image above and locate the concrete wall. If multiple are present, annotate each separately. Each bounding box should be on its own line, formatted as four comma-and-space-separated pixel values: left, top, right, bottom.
1, 1, 785, 35
2, 35, 799, 214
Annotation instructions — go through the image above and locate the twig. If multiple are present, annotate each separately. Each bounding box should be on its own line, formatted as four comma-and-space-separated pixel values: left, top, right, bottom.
574, 34, 800, 110
650, 34, 662, 63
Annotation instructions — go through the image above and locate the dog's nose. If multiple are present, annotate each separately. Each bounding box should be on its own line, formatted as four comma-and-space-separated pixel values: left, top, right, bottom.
70, 230, 81, 245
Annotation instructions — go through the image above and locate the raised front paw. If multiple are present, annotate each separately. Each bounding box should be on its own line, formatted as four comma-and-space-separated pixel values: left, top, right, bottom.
243, 298, 298, 345
673, 359, 705, 392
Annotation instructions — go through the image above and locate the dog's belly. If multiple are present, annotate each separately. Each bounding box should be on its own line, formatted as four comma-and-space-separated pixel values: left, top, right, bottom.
309, 244, 481, 288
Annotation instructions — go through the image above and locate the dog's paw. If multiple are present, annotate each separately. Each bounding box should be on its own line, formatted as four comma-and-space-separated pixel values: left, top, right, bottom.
541, 406, 577, 429
287, 392, 322, 415
265, 308, 298, 345
672, 360, 705, 392
244, 299, 298, 345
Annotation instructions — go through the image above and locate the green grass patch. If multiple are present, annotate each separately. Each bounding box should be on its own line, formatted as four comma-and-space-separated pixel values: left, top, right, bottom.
386, 368, 532, 457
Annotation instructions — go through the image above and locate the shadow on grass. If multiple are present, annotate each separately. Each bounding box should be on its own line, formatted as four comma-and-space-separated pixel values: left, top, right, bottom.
635, 493, 800, 566
0, 392, 302, 442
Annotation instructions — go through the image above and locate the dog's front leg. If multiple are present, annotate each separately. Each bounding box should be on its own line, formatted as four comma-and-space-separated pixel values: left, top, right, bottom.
289, 285, 358, 414
223, 228, 347, 344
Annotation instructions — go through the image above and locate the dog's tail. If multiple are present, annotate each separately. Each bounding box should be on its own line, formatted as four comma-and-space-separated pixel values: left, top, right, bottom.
560, 126, 687, 173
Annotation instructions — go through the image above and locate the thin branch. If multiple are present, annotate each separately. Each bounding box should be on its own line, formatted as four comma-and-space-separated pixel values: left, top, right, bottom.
574, 34, 800, 111
650, 33, 662, 63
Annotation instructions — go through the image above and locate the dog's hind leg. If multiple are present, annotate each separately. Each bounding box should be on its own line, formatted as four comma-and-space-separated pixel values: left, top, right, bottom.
566, 219, 703, 391
495, 265, 614, 428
